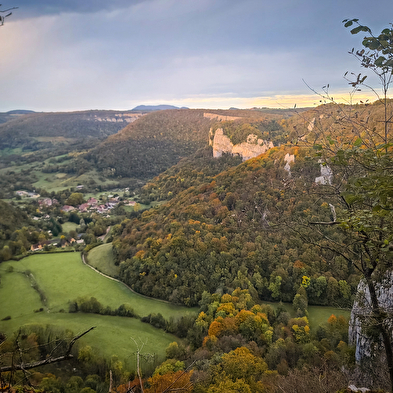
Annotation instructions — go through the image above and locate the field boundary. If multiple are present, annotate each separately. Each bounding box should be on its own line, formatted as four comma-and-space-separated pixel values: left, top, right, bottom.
81, 253, 173, 305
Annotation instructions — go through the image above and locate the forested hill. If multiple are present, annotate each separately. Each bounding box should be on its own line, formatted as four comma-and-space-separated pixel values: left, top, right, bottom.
0, 110, 142, 151
84, 108, 298, 180
110, 101, 392, 308
112, 143, 356, 307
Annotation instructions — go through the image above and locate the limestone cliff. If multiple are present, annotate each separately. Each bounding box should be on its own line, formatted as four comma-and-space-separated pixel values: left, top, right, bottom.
210, 128, 274, 161
204, 113, 241, 121
349, 272, 393, 363
315, 163, 333, 185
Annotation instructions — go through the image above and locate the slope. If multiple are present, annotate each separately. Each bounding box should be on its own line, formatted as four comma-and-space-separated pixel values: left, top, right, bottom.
110, 102, 391, 308
85, 108, 297, 180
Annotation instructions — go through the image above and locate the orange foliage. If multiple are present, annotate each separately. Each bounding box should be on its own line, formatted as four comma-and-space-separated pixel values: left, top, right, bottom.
216, 302, 235, 316
135, 250, 145, 259
293, 260, 305, 269
235, 309, 254, 324
327, 314, 337, 325
208, 316, 238, 338
145, 370, 193, 393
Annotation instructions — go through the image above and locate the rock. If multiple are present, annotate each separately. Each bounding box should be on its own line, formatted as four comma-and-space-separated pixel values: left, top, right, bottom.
349, 271, 393, 364
211, 128, 273, 161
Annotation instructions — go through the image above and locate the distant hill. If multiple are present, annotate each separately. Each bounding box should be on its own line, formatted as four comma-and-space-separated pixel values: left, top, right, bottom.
6, 110, 35, 115
0, 110, 35, 125
131, 104, 188, 111
0, 110, 143, 152
85, 108, 289, 180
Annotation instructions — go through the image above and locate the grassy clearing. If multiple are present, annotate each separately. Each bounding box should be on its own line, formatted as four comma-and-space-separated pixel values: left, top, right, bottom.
0, 147, 24, 157
87, 243, 119, 277
62, 222, 79, 233
0, 269, 43, 319
263, 301, 350, 328
307, 305, 350, 329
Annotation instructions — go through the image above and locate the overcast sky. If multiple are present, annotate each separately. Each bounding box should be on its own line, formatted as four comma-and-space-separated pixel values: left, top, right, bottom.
1, 0, 392, 111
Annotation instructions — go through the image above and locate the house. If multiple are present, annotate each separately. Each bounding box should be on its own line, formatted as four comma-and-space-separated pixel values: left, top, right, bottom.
79, 203, 90, 212
39, 198, 53, 207
61, 205, 75, 212
87, 197, 97, 205
30, 244, 43, 251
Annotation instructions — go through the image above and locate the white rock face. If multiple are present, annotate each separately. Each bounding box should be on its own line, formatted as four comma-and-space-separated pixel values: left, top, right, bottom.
349, 271, 393, 363
308, 117, 316, 131
284, 153, 295, 175
204, 113, 241, 121
315, 164, 333, 185
212, 128, 233, 158
211, 128, 273, 161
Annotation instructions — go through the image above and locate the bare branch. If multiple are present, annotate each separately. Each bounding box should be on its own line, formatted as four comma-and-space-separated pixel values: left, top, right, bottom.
0, 327, 95, 373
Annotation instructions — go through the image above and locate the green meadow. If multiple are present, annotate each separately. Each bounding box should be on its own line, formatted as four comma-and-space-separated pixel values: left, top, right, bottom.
0, 253, 195, 318
0, 252, 196, 366
62, 221, 79, 233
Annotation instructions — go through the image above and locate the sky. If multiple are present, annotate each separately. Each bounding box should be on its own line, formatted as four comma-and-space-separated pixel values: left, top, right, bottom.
1, 0, 392, 112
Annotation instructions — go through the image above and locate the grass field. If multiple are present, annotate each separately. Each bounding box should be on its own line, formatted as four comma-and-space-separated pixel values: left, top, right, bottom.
87, 243, 120, 277
0, 252, 351, 370
0, 312, 179, 369
262, 301, 350, 329
0, 253, 196, 318
0, 252, 193, 368
62, 222, 79, 233
307, 305, 350, 329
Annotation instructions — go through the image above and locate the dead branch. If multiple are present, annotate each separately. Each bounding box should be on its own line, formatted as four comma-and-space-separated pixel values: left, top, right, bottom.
0, 326, 95, 373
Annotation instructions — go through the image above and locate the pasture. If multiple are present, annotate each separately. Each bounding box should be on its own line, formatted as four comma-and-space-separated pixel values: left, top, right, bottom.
0, 252, 195, 367
0, 253, 195, 318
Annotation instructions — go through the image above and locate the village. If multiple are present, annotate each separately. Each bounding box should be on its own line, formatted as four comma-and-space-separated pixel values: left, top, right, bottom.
15, 187, 139, 253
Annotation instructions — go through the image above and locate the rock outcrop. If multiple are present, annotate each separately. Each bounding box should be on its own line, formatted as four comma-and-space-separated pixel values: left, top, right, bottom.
284, 153, 295, 175
210, 128, 274, 161
315, 163, 333, 185
204, 113, 241, 121
349, 271, 393, 363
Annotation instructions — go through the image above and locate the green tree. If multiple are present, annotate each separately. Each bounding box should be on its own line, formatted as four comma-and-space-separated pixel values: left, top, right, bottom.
66, 192, 84, 206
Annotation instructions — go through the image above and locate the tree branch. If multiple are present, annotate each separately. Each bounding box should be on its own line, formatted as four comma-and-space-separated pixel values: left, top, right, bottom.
0, 327, 95, 373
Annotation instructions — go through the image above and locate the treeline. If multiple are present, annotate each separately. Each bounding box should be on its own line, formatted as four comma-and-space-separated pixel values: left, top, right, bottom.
215, 119, 288, 146
137, 147, 243, 204
69, 296, 138, 318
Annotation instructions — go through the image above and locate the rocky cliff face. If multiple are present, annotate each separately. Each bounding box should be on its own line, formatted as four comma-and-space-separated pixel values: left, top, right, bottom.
349, 272, 393, 363
210, 128, 274, 161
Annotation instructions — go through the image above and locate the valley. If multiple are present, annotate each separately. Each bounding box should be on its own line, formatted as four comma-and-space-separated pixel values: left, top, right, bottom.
0, 101, 392, 392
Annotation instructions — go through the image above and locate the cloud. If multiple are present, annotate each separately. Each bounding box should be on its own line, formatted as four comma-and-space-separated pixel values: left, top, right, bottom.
1, 0, 392, 111
11, 0, 150, 16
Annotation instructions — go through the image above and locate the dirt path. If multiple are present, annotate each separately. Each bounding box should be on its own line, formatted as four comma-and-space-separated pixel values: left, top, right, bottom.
81, 253, 172, 304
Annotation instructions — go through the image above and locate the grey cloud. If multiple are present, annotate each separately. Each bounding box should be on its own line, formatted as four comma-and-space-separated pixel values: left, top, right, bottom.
12, 0, 150, 16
